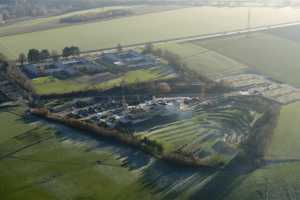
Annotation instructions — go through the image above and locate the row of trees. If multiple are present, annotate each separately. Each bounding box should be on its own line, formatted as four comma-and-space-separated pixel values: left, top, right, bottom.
26, 49, 51, 63
62, 46, 80, 57
142, 43, 193, 78
20, 46, 80, 64
142, 43, 213, 84
0, 53, 35, 95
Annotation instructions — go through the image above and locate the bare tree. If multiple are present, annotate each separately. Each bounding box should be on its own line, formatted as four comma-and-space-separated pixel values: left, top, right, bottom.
117, 43, 123, 53
18, 53, 26, 66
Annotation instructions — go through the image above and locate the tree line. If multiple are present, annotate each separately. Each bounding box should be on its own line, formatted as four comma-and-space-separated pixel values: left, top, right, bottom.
142, 43, 212, 83
19, 46, 80, 64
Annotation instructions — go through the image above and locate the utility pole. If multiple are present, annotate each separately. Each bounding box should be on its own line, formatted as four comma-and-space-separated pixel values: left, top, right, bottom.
247, 7, 251, 37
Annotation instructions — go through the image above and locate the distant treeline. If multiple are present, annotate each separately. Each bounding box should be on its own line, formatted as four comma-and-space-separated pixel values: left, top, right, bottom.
0, 0, 146, 21
60, 9, 132, 23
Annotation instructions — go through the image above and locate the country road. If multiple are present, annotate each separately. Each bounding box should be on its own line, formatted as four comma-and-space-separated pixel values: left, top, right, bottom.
79, 20, 300, 56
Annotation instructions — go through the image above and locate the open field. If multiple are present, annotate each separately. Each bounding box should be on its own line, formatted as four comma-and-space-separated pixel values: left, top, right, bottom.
161, 43, 247, 79
0, 5, 182, 38
0, 7, 128, 36
222, 162, 300, 200
0, 107, 155, 199
0, 107, 31, 141
31, 65, 176, 95
194, 31, 300, 87
265, 102, 300, 160
2, 7, 300, 58
270, 24, 300, 43
0, 106, 218, 200
217, 102, 300, 200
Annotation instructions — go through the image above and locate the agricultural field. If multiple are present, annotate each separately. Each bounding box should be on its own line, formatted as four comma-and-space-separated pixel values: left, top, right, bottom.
0, 106, 217, 200
0, 7, 128, 37
222, 162, 300, 200
265, 102, 300, 160
161, 43, 247, 79
270, 24, 300, 43
0, 5, 182, 38
31, 65, 176, 95
0, 106, 153, 199
218, 102, 300, 200
2, 6, 300, 58
193, 31, 300, 87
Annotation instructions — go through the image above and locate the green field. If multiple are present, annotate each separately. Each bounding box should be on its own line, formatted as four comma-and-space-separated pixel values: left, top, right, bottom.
223, 162, 300, 200
2, 6, 300, 58
194, 31, 300, 86
32, 65, 176, 95
0, 6, 131, 37
0, 107, 155, 199
216, 102, 300, 200
161, 43, 247, 79
265, 102, 300, 160
0, 106, 218, 200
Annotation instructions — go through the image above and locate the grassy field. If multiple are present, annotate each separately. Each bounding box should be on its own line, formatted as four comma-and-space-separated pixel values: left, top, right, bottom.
0, 107, 32, 141
265, 102, 300, 160
222, 162, 300, 200
0, 106, 220, 200
0, 107, 152, 199
270, 24, 300, 43
161, 43, 247, 79
0, 6, 131, 37
0, 5, 182, 38
2, 6, 300, 58
32, 65, 176, 95
195, 32, 300, 86
219, 102, 300, 200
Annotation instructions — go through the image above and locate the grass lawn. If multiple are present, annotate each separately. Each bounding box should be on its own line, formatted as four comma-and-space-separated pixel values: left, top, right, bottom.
2, 7, 300, 58
0, 6, 130, 37
265, 102, 300, 160
0, 107, 32, 141
223, 162, 300, 200
196, 32, 300, 87
0, 107, 158, 200
32, 66, 176, 95
161, 43, 247, 79
0, 106, 218, 200
217, 102, 300, 200
270, 24, 300, 43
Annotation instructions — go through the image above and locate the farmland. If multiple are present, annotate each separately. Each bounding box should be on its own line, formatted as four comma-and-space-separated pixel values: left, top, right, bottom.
3, 3, 300, 199
193, 30, 300, 87
222, 162, 300, 200
0, 106, 215, 200
0, 7, 128, 37
216, 102, 300, 200
161, 43, 247, 79
265, 102, 300, 159
0, 5, 182, 38
0, 106, 154, 199
2, 6, 300, 58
